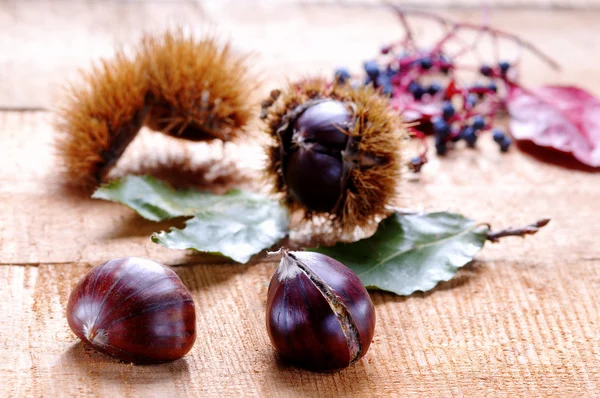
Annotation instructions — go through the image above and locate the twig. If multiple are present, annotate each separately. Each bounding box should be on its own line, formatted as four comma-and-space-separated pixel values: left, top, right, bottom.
386, 3, 560, 70
486, 218, 551, 243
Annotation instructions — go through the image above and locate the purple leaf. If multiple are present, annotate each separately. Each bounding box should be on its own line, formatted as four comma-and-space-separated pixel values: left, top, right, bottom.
507, 85, 600, 168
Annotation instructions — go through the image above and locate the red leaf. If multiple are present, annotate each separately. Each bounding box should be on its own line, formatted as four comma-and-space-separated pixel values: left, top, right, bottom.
390, 91, 443, 134
507, 85, 600, 167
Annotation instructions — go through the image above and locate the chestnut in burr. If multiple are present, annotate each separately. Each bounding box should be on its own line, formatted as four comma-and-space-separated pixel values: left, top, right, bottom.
262, 78, 405, 236
66, 257, 196, 364
266, 250, 376, 372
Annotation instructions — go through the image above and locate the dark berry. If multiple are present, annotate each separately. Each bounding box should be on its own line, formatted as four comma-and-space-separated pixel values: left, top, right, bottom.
492, 129, 506, 143
381, 46, 391, 55
428, 82, 442, 95
488, 82, 498, 93
500, 137, 512, 152
409, 156, 424, 172
499, 61, 510, 74
376, 76, 393, 96
382, 84, 393, 96
479, 64, 492, 76
442, 101, 455, 120
413, 87, 425, 100
450, 125, 462, 142
408, 81, 425, 100
363, 60, 380, 80
433, 118, 450, 138
462, 126, 478, 147
472, 115, 485, 130
334, 68, 351, 84
419, 57, 433, 70
439, 54, 451, 74
466, 93, 478, 108
435, 137, 448, 155
472, 83, 486, 98
386, 65, 398, 78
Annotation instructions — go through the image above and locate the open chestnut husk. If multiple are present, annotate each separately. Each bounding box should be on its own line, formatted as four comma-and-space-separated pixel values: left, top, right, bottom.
266, 250, 376, 372
66, 257, 196, 364
262, 78, 406, 235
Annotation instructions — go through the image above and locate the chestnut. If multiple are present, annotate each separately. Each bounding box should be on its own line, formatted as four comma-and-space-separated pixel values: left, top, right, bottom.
284, 100, 354, 213
262, 79, 405, 235
266, 250, 376, 372
66, 257, 196, 364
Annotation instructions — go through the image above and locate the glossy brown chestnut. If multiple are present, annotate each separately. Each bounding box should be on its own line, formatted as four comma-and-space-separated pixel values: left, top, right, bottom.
283, 100, 354, 213
66, 257, 196, 364
266, 250, 376, 372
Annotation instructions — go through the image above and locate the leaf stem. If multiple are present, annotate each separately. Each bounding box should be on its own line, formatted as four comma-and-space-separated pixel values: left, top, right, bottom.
485, 218, 551, 243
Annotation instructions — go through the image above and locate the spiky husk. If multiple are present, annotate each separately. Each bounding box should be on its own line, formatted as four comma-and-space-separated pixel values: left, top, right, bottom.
55, 30, 256, 192
141, 31, 256, 142
55, 53, 149, 190
264, 78, 406, 236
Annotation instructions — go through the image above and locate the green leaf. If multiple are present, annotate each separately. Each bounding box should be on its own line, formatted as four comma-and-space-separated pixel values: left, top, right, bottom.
93, 175, 289, 263
310, 212, 488, 296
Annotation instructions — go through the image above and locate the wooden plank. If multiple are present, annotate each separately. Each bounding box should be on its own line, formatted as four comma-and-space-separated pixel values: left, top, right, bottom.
1, 259, 598, 397
1, 4, 600, 108
1, 2, 600, 396
0, 265, 37, 398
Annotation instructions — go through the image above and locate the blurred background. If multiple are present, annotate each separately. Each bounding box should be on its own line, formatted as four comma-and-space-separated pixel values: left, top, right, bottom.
1, 0, 599, 110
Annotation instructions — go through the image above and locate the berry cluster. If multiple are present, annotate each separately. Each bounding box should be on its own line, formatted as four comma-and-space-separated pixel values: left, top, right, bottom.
332, 6, 558, 172
335, 55, 514, 171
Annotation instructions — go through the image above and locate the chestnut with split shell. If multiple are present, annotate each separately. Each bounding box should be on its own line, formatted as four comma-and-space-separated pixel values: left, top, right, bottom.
266, 250, 376, 372
66, 257, 196, 364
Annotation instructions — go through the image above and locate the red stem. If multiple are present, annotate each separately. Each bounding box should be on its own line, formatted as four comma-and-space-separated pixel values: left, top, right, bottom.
386, 3, 560, 71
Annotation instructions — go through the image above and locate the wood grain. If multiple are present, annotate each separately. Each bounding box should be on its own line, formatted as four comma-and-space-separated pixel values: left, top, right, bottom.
2, 258, 599, 396
1, 1, 600, 397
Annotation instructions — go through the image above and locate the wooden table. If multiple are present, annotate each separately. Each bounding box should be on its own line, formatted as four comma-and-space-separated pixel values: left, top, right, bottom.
2, 1, 600, 396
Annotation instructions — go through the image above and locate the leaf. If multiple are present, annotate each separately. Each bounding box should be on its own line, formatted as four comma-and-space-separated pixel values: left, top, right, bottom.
507, 85, 600, 168
390, 90, 442, 134
310, 211, 488, 296
93, 175, 289, 263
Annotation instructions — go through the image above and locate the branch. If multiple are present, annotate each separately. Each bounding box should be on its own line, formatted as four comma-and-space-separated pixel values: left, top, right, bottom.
385, 3, 560, 71
486, 218, 551, 243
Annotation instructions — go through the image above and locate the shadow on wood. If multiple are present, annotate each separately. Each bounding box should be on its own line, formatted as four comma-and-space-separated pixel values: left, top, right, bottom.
371, 261, 488, 304
61, 341, 191, 383
265, 350, 375, 395
516, 140, 600, 172
100, 212, 189, 239
111, 144, 254, 193
175, 261, 258, 293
